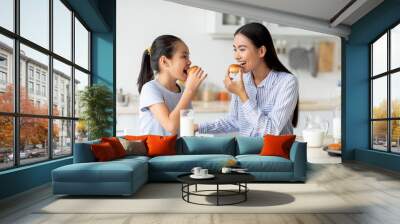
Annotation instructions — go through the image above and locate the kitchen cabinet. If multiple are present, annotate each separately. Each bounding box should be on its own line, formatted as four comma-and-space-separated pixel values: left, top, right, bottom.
206, 12, 331, 39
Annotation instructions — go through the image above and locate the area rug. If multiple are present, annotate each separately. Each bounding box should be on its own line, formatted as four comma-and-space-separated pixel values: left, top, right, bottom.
37, 183, 361, 214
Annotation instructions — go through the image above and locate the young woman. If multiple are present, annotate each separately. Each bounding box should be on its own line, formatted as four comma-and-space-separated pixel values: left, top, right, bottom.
196, 23, 299, 137
138, 35, 206, 136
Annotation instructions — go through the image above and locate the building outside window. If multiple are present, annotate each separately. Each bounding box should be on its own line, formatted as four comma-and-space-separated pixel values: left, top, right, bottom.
28, 66, 34, 79
0, 54, 7, 67
35, 70, 40, 81
35, 83, 40, 95
41, 85, 46, 97
0, 0, 91, 170
41, 73, 46, 82
0, 71, 6, 84
28, 81, 34, 94
54, 88, 58, 103
0, 54, 7, 90
0, 71, 7, 93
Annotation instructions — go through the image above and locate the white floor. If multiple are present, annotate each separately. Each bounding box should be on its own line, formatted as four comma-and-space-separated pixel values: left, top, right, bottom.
3, 162, 400, 224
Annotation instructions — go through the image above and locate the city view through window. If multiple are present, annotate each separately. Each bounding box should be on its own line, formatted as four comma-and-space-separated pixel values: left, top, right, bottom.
371, 23, 400, 153
0, 0, 90, 170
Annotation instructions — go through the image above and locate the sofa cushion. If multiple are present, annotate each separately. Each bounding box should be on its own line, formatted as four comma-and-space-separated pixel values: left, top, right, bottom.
236, 136, 263, 155
119, 138, 147, 156
124, 135, 149, 141
52, 159, 147, 183
236, 155, 293, 172
148, 154, 235, 172
115, 155, 150, 163
260, 135, 296, 159
147, 135, 177, 157
101, 137, 127, 158
177, 136, 236, 155
91, 142, 118, 161
53, 163, 132, 183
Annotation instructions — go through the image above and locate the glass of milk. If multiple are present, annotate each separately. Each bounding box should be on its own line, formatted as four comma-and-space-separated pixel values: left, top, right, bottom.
180, 109, 194, 136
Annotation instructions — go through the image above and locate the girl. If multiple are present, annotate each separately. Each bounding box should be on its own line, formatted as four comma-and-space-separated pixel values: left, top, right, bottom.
138, 35, 206, 136
196, 23, 299, 137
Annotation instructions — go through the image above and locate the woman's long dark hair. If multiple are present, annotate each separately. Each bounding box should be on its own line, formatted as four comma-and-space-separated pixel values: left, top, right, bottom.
137, 35, 182, 93
234, 23, 299, 127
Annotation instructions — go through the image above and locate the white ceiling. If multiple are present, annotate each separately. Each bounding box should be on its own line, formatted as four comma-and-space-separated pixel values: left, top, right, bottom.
223, 0, 352, 23
164, 0, 384, 38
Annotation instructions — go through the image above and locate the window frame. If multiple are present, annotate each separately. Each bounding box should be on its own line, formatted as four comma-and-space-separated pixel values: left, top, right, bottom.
370, 21, 400, 154
0, 0, 92, 171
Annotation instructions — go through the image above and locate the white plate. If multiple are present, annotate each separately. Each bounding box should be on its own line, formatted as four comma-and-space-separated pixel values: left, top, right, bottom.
190, 174, 215, 179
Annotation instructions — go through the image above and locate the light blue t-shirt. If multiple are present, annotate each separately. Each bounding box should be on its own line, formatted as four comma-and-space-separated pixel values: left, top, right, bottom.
139, 80, 190, 136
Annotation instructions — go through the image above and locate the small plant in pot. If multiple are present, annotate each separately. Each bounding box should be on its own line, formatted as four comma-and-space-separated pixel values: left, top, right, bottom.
79, 84, 113, 140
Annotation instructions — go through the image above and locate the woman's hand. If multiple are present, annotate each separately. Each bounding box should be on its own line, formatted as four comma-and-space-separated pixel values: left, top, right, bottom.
223, 68, 248, 102
184, 67, 207, 96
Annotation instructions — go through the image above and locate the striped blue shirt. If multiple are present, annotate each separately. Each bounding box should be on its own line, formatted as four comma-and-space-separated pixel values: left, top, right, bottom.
198, 70, 298, 137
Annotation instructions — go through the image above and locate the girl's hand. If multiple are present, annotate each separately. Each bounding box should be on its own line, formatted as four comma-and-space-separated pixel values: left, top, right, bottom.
184, 67, 207, 95
223, 68, 248, 101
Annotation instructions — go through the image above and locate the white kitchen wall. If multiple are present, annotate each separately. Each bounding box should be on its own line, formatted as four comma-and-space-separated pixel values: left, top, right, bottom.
117, 0, 341, 137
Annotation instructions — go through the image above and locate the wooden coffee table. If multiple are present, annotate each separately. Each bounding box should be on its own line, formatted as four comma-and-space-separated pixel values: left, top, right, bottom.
177, 172, 255, 206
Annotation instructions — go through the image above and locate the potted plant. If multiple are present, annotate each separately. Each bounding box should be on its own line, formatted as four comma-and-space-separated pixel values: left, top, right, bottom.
79, 84, 113, 140
76, 120, 88, 142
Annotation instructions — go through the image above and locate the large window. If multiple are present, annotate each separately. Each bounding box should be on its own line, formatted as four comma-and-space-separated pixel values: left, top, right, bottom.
20, 0, 49, 49
371, 23, 400, 153
0, 0, 91, 171
0, 0, 14, 32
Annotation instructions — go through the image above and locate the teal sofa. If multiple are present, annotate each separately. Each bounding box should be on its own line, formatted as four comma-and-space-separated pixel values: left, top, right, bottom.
52, 136, 307, 196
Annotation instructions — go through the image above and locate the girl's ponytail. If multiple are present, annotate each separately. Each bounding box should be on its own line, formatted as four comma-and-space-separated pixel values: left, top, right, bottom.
137, 35, 182, 93
137, 49, 154, 93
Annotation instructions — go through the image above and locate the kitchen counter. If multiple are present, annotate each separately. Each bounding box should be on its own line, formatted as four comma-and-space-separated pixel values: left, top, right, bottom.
117, 101, 231, 115
299, 98, 340, 111
117, 98, 339, 115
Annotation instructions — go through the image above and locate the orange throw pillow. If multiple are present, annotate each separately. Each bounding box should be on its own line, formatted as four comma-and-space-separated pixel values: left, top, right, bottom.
146, 135, 177, 157
101, 137, 127, 158
91, 142, 117, 161
260, 134, 296, 159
